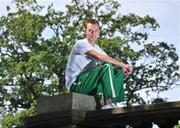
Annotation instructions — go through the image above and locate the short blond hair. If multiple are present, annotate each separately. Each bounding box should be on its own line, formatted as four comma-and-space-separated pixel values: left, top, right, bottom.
84, 19, 100, 30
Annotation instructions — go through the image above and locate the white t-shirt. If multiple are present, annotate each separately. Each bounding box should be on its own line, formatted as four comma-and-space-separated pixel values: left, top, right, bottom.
65, 38, 106, 88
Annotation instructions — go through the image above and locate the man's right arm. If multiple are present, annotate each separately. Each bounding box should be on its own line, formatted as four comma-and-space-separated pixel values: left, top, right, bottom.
85, 50, 133, 75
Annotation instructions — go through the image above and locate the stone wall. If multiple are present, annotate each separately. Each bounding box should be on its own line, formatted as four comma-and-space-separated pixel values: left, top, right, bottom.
24, 92, 180, 128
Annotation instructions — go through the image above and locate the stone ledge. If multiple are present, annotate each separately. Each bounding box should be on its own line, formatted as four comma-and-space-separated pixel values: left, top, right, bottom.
37, 92, 97, 114
85, 101, 180, 128
24, 110, 86, 128
24, 93, 180, 128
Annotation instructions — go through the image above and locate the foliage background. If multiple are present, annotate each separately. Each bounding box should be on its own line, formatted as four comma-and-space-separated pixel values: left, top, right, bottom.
0, 0, 179, 127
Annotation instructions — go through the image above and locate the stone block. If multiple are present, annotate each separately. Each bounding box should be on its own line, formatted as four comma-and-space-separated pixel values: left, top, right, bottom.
37, 92, 96, 114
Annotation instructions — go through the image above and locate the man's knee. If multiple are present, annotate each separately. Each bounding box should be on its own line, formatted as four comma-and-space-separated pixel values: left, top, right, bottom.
101, 63, 114, 73
103, 62, 113, 69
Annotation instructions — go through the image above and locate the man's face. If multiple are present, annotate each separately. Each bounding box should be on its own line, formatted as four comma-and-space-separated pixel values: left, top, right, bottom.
85, 23, 100, 43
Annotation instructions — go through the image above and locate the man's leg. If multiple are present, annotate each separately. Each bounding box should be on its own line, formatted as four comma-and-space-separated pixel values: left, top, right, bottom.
100, 63, 124, 102
70, 65, 103, 94
113, 68, 124, 102
70, 63, 124, 103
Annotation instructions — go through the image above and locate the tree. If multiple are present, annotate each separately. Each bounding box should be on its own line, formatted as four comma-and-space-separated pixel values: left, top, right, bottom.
0, 0, 179, 127
176, 124, 180, 128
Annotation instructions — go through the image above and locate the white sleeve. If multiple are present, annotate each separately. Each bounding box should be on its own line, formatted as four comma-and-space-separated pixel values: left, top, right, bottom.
75, 41, 93, 54
96, 45, 107, 55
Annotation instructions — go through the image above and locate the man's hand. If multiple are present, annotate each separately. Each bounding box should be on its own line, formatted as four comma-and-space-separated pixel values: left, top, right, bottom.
121, 64, 133, 77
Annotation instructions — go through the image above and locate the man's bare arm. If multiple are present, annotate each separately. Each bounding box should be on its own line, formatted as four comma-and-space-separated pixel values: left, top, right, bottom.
85, 50, 133, 75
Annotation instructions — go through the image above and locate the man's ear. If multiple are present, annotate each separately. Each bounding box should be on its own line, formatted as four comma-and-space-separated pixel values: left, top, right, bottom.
84, 28, 87, 34
97, 31, 101, 38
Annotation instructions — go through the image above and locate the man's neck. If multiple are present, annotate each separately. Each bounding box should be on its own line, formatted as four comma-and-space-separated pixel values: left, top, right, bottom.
87, 38, 96, 46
